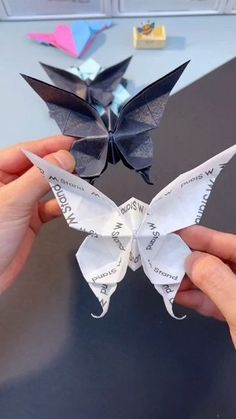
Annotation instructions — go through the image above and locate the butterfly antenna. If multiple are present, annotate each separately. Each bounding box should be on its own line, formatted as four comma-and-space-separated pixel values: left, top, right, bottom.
138, 167, 153, 185
88, 177, 96, 185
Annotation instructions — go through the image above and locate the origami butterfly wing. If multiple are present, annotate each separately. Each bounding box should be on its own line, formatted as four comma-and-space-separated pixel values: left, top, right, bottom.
137, 231, 190, 319
113, 61, 190, 183
146, 144, 236, 236
115, 130, 154, 184
21, 75, 106, 138
40, 62, 87, 99
22, 75, 110, 178
71, 137, 109, 178
23, 150, 132, 318
89, 56, 132, 107
137, 144, 236, 317
78, 235, 131, 318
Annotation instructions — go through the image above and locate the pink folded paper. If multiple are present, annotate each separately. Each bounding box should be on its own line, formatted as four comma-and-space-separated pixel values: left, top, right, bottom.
28, 20, 112, 58
28, 24, 78, 57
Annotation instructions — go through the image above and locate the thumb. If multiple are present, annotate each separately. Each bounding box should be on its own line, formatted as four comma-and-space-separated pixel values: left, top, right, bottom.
3, 150, 75, 207
186, 251, 236, 348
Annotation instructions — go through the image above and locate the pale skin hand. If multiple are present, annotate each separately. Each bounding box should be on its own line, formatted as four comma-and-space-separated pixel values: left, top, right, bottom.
176, 225, 236, 348
0, 135, 75, 294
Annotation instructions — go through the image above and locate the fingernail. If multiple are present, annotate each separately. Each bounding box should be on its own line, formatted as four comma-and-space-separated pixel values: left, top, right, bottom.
54, 150, 75, 171
185, 251, 206, 277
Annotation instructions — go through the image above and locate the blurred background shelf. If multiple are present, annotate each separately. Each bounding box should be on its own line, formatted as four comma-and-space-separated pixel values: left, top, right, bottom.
0, 0, 111, 20
2, 0, 236, 20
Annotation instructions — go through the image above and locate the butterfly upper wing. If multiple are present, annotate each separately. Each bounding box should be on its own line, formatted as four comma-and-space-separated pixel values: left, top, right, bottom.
89, 56, 132, 107
21, 74, 106, 138
23, 150, 128, 236
22, 75, 109, 178
137, 145, 236, 317
144, 145, 236, 236
113, 62, 190, 180
40, 62, 87, 99
115, 61, 190, 134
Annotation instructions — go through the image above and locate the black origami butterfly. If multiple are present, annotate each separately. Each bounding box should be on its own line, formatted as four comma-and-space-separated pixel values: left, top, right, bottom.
40, 56, 132, 108
22, 61, 189, 184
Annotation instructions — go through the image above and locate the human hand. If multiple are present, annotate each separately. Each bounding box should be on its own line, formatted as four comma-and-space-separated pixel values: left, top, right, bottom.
0, 135, 75, 293
176, 225, 236, 347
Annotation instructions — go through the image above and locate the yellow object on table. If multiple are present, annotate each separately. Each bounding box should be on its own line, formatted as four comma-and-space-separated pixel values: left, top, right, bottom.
133, 25, 166, 49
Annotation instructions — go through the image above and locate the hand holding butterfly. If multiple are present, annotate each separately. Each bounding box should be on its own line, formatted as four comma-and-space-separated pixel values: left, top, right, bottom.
176, 225, 236, 348
0, 138, 236, 349
0, 136, 75, 293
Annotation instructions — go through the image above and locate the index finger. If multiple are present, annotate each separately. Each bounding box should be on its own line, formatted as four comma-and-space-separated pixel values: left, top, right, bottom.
0, 135, 74, 174
178, 225, 236, 264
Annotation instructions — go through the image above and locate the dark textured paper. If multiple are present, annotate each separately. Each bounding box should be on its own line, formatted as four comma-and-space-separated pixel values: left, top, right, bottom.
22, 61, 189, 183
40, 56, 132, 108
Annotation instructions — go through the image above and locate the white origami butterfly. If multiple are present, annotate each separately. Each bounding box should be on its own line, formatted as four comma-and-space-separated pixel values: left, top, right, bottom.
24, 145, 236, 318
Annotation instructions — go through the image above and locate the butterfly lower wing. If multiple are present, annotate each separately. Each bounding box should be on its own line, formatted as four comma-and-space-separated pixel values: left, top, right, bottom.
40, 62, 87, 98
114, 130, 153, 184
71, 136, 108, 179
77, 235, 131, 318
137, 233, 191, 318
89, 56, 132, 107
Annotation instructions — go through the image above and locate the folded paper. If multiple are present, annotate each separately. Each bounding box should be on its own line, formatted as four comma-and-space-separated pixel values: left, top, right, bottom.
68, 58, 130, 114
23, 144, 236, 318
22, 61, 189, 184
40, 56, 132, 112
28, 20, 112, 58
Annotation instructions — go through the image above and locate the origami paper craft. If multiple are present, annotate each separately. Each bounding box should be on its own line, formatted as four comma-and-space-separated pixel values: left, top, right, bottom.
39, 56, 132, 110
22, 61, 189, 184
28, 20, 112, 58
24, 144, 236, 318
67, 58, 130, 114
69, 58, 102, 81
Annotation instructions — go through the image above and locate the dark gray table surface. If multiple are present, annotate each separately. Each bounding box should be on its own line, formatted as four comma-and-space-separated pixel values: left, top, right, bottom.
0, 59, 235, 419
